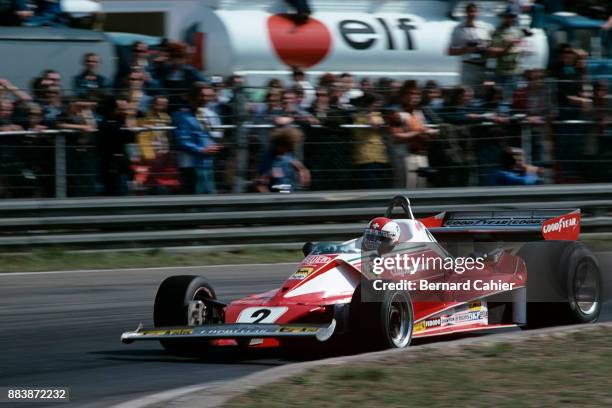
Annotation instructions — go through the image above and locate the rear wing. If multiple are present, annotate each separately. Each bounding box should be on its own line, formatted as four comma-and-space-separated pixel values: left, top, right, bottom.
419, 209, 580, 241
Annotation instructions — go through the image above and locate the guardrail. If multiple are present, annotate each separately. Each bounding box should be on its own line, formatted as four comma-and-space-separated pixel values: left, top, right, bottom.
0, 184, 610, 250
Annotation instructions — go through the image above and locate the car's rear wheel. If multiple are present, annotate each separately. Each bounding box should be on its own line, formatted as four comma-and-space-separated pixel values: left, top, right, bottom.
518, 242, 602, 328
153, 275, 218, 356
350, 284, 414, 349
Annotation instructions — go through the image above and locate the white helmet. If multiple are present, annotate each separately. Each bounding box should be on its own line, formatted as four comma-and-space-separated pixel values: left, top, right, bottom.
362, 217, 401, 252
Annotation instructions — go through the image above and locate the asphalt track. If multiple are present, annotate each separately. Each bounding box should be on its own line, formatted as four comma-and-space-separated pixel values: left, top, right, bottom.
1, 259, 612, 408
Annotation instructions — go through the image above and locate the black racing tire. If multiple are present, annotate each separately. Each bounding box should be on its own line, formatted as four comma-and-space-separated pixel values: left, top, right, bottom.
153, 275, 217, 356
349, 284, 414, 350
518, 242, 602, 329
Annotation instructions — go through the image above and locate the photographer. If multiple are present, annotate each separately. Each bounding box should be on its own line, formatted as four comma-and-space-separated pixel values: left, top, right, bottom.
448, 2, 493, 92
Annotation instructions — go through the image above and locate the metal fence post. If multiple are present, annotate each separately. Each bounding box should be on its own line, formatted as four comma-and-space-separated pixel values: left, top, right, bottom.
54, 132, 67, 199
520, 122, 532, 165
232, 89, 249, 193
233, 122, 248, 193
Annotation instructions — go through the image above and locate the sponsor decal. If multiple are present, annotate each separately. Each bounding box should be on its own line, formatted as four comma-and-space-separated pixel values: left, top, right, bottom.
302, 255, 332, 265
267, 14, 419, 68
541, 212, 580, 240
203, 327, 279, 336
278, 326, 319, 333
445, 218, 544, 227
142, 329, 193, 336
542, 217, 577, 233
267, 15, 332, 67
414, 305, 488, 333
413, 321, 426, 333
292, 267, 314, 280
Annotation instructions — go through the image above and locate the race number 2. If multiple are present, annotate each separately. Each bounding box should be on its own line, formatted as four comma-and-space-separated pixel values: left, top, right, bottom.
236, 307, 288, 324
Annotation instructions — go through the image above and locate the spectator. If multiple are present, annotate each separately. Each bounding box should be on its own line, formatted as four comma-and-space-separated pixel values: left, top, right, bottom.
197, 83, 223, 140
488, 7, 524, 100
58, 99, 99, 196
448, 2, 493, 92
98, 97, 136, 195
338, 72, 362, 107
32, 69, 61, 100
390, 87, 439, 188
73, 52, 109, 99
0, 77, 31, 103
116, 41, 159, 91
512, 69, 551, 164
351, 92, 392, 189
135, 95, 180, 194
0, 98, 20, 131
421, 80, 444, 123
359, 77, 374, 94
12, 102, 51, 197
137, 95, 170, 162
255, 127, 310, 192
157, 42, 206, 109
285, 0, 311, 23
26, 0, 66, 27
0, 0, 33, 25
495, 147, 541, 185
317, 73, 336, 89
274, 89, 310, 127
38, 85, 63, 127
124, 68, 152, 114
291, 67, 315, 109
172, 82, 221, 194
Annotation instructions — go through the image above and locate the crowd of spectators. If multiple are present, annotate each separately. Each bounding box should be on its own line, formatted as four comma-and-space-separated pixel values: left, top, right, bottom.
0, 2, 611, 197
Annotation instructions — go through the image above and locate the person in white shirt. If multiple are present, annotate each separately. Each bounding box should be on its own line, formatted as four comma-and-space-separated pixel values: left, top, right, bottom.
448, 2, 494, 92
291, 67, 316, 110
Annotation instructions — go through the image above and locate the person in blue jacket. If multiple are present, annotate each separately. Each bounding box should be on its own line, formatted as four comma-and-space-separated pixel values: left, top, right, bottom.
172, 82, 221, 194
495, 147, 541, 185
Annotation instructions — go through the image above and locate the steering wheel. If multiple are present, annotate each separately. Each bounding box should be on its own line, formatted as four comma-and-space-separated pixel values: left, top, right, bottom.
384, 196, 415, 220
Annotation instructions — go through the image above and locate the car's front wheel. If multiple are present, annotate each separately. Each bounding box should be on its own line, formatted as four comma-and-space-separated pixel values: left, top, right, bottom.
153, 275, 218, 356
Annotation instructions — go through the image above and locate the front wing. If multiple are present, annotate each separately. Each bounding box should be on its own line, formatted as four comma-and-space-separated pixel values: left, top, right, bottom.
121, 320, 337, 344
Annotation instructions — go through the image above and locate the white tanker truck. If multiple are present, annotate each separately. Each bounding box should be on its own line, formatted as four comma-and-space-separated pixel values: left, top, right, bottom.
4, 0, 609, 91
192, 2, 548, 85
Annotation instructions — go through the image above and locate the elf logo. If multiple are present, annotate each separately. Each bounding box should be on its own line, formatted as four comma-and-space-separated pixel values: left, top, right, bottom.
267, 14, 418, 68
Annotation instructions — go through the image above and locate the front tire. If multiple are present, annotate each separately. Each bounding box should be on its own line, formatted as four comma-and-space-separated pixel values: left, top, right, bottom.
154, 275, 217, 356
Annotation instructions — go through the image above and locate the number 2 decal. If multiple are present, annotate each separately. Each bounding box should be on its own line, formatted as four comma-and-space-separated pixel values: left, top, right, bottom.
236, 307, 288, 324
250, 309, 271, 323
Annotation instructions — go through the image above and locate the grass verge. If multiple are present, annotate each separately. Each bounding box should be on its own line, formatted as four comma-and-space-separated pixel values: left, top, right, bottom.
0, 248, 302, 272
226, 326, 612, 408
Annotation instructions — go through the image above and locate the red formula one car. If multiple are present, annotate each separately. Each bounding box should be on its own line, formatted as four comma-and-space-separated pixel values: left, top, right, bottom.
121, 196, 602, 354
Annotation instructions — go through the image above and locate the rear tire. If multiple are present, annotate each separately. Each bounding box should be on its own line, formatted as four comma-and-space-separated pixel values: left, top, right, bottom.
154, 275, 217, 356
518, 242, 602, 328
350, 284, 414, 350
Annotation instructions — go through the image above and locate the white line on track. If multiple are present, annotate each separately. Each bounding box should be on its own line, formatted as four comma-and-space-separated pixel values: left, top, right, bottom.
0, 262, 298, 277
110, 382, 226, 408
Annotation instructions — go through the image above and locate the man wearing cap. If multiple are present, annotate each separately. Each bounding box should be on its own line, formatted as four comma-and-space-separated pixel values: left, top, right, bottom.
489, 7, 525, 100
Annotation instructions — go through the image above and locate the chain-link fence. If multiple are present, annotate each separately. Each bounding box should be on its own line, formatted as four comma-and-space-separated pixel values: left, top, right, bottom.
0, 81, 611, 198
